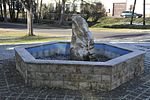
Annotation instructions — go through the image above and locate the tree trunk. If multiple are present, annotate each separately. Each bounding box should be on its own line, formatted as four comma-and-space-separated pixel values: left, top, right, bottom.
2, 0, 7, 22
130, 0, 136, 25
12, 0, 16, 21
72, 0, 76, 13
20, 0, 34, 36
143, 0, 145, 25
7, 0, 17, 22
8, 0, 12, 21
27, 7, 34, 36
59, 0, 65, 25
22, 8, 25, 19
16, 10, 20, 20
0, 0, 4, 20
39, 0, 43, 20
36, 0, 39, 21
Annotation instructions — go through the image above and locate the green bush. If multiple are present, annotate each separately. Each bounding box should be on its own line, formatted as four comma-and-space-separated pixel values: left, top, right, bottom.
81, 2, 106, 22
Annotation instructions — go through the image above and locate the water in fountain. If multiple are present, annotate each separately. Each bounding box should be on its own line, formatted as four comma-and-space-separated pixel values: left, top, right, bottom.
37, 16, 111, 62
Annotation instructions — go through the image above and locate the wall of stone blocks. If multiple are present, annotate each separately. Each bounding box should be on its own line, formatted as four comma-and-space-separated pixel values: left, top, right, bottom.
15, 50, 145, 91
25, 63, 113, 91
15, 51, 27, 80
111, 54, 144, 90
16, 51, 113, 91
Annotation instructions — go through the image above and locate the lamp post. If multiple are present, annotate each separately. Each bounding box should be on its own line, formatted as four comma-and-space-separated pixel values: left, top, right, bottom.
143, 0, 145, 25
130, 0, 136, 25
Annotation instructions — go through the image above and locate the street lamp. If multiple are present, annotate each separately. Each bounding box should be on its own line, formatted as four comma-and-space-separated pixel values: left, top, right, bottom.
143, 0, 145, 25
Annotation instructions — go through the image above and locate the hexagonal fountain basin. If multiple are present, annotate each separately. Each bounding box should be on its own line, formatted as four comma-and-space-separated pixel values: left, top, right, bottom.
15, 42, 145, 91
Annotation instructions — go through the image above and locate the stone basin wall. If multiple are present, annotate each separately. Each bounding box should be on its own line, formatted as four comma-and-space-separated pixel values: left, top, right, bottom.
16, 52, 112, 91
111, 54, 144, 90
15, 43, 145, 91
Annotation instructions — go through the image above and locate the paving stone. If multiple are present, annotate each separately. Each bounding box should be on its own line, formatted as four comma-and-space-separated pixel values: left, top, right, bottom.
138, 95, 149, 99
36, 98, 45, 100
0, 96, 6, 100
37, 93, 48, 98
47, 94, 56, 99
74, 96, 82, 100
133, 89, 143, 94
17, 98, 27, 100
142, 92, 150, 97
134, 98, 143, 100
26, 98, 36, 100
123, 95, 136, 99
6, 97, 18, 100
129, 92, 140, 97
20, 93, 30, 97
46, 98, 56, 100
0, 92, 11, 97
10, 93, 20, 97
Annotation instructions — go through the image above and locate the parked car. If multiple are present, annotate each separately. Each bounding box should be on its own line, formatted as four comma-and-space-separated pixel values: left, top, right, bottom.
120, 11, 142, 18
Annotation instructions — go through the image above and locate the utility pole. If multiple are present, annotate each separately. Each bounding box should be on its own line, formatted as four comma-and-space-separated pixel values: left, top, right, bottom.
130, 0, 136, 25
143, 0, 145, 25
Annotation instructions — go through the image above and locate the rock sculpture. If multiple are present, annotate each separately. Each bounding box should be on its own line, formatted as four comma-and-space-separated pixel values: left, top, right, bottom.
70, 15, 96, 61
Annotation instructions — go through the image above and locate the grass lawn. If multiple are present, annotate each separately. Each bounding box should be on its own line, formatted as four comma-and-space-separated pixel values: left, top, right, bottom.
0, 30, 70, 44
92, 17, 150, 29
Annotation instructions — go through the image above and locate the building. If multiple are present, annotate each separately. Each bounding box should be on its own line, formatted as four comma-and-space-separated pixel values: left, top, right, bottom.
101, 0, 150, 17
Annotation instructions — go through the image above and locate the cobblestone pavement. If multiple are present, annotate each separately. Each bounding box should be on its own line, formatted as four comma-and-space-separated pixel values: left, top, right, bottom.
0, 43, 150, 100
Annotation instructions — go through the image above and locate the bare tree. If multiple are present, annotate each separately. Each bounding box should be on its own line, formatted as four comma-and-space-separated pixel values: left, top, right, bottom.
34, 0, 42, 22
5, 0, 22, 22
39, 0, 43, 20
2, 0, 7, 22
36, 0, 39, 19
7, 0, 14, 21
20, 0, 35, 36
16, 0, 22, 20
0, 0, 4, 20
72, 0, 76, 13
59, 0, 66, 25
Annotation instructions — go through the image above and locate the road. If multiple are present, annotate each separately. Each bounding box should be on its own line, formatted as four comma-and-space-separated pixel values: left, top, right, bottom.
0, 22, 150, 42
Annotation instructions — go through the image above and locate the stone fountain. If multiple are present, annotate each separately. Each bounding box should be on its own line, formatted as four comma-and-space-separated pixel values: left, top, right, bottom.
70, 15, 96, 61
15, 16, 145, 91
